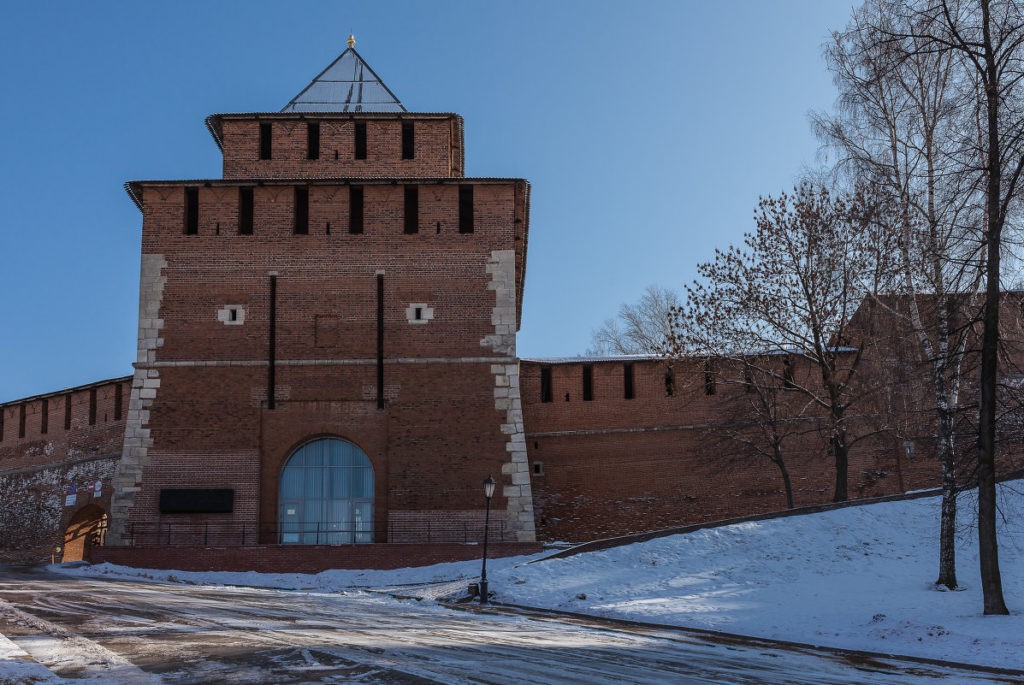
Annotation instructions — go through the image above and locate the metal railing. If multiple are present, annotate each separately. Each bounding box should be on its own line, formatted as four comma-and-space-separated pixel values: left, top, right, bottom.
122, 519, 513, 547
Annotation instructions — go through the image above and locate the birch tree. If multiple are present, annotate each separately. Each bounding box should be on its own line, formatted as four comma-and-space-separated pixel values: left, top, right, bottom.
887, 0, 1024, 616
817, 0, 984, 590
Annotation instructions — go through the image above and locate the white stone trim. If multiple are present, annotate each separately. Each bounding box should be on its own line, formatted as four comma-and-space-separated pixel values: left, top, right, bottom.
482, 250, 535, 542
404, 303, 434, 325
108, 254, 167, 544
480, 250, 517, 356
216, 304, 246, 325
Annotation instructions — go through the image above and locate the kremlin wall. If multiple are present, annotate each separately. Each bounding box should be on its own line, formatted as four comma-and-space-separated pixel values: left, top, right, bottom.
1, 41, 1018, 571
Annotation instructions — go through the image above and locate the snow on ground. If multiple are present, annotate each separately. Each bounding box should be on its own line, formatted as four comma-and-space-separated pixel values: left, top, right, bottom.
0, 633, 62, 684
51, 480, 1024, 671
497, 481, 1024, 670
52, 551, 548, 596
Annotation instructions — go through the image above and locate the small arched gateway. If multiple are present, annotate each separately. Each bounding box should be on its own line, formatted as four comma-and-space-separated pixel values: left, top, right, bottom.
279, 437, 374, 544
63, 504, 108, 562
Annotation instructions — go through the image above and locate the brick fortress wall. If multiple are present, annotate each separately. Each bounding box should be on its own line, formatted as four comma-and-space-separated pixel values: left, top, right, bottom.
0, 378, 129, 563
520, 358, 888, 540
519, 294, 1024, 543
521, 355, 951, 542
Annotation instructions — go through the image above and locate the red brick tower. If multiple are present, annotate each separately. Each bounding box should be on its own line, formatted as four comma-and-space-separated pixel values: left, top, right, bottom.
107, 38, 535, 553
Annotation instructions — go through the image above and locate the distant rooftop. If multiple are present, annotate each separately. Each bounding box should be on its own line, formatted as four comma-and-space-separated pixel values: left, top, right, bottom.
281, 36, 406, 113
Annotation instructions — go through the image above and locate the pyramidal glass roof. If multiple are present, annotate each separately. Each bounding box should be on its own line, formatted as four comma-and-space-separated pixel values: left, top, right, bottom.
281, 44, 406, 113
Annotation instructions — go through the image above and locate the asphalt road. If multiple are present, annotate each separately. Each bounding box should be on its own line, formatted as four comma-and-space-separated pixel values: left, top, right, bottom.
0, 567, 1017, 684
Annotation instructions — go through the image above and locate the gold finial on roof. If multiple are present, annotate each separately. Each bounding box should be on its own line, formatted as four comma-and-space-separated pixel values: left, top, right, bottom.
347, 33, 356, 49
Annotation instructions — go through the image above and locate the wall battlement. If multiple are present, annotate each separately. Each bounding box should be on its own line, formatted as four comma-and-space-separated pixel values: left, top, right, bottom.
206, 113, 465, 180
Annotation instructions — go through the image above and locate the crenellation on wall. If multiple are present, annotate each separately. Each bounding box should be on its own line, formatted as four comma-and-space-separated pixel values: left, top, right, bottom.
211, 114, 464, 180
0, 378, 130, 477
130, 180, 518, 246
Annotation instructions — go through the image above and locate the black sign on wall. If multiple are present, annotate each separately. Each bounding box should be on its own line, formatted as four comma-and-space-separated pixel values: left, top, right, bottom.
159, 488, 234, 514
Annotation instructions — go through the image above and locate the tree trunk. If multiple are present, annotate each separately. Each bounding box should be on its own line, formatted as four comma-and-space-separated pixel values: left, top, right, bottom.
937, 417, 958, 589
976, 0, 1009, 616
935, 342, 959, 590
832, 435, 849, 502
773, 444, 794, 509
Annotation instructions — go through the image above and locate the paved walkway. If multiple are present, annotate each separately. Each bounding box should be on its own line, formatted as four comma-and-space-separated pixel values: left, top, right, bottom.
0, 568, 1017, 684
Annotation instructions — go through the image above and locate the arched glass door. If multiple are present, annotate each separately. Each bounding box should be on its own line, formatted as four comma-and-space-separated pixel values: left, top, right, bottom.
279, 438, 374, 544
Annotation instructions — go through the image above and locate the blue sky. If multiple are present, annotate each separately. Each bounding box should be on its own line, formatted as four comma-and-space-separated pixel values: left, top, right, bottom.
0, 1, 855, 402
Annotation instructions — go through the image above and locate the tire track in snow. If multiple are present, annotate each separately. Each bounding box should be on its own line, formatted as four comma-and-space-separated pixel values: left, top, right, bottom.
0, 597, 160, 684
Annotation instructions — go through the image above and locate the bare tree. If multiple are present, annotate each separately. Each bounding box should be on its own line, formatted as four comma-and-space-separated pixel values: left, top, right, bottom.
892, 0, 1024, 616
817, 0, 984, 590
596, 290, 810, 506
589, 285, 679, 355
715, 358, 818, 509
669, 182, 894, 502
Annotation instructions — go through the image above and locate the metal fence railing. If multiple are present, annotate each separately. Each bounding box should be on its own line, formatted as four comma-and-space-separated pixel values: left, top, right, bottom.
123, 519, 513, 547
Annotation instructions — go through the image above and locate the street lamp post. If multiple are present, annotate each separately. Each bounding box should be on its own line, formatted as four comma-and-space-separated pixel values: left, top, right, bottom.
480, 475, 496, 604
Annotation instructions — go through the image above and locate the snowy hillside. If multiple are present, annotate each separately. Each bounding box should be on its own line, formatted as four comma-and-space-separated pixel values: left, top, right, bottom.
496, 482, 1024, 669
53, 480, 1024, 671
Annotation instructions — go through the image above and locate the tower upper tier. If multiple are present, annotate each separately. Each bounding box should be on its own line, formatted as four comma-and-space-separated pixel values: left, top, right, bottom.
205, 41, 464, 179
